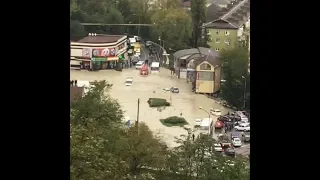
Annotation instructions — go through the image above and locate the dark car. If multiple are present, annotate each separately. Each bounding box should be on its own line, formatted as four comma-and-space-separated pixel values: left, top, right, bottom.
218, 115, 231, 122
224, 147, 236, 157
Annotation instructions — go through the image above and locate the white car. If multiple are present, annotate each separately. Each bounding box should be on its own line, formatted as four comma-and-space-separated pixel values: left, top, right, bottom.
125, 78, 133, 86
194, 119, 202, 127
171, 87, 179, 93
232, 138, 242, 147
214, 143, 223, 152
235, 123, 250, 131
211, 109, 222, 116
135, 61, 144, 69
163, 88, 171, 92
146, 41, 152, 47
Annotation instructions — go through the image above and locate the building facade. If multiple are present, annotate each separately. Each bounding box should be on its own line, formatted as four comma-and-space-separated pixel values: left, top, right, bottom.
70, 34, 128, 70
206, 23, 238, 52
204, 0, 250, 53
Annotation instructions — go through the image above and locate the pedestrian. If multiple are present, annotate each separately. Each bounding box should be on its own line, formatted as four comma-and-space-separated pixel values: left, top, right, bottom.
70, 80, 72, 86
180, 112, 182, 116
228, 111, 230, 115
71, 80, 74, 86
192, 133, 195, 141
75, 80, 77, 86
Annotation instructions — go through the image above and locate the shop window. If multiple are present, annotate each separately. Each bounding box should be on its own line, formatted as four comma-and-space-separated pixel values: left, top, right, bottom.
198, 72, 214, 81
200, 63, 212, 70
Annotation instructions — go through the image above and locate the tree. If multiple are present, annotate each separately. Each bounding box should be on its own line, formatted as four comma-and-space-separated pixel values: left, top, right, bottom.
151, 8, 192, 50
164, 134, 249, 180
71, 81, 167, 179
70, 20, 86, 41
117, 123, 167, 176
70, 81, 127, 180
190, 0, 207, 47
220, 47, 250, 110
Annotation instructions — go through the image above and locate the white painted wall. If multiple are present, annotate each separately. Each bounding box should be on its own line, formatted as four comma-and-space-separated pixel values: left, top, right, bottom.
71, 49, 83, 57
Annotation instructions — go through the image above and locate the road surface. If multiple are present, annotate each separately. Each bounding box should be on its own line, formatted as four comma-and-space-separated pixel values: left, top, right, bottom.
70, 46, 232, 148
236, 144, 250, 156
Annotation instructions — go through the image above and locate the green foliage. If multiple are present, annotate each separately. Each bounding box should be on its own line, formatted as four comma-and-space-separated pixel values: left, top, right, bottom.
147, 98, 170, 107
160, 116, 188, 127
190, 0, 207, 47
71, 81, 167, 179
70, 20, 86, 41
71, 80, 249, 179
220, 47, 250, 110
151, 8, 192, 50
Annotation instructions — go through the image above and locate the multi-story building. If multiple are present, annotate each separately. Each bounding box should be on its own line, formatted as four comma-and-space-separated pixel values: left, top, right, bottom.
203, 0, 250, 52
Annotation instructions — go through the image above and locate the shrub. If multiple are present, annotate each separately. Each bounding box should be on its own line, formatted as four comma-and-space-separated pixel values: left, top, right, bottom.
147, 98, 170, 107
163, 116, 187, 124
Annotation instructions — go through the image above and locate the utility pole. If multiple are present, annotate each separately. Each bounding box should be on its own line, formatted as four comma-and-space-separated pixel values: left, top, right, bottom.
137, 98, 140, 126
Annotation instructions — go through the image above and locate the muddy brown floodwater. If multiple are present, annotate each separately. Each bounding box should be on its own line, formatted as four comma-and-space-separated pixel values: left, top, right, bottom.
71, 68, 232, 148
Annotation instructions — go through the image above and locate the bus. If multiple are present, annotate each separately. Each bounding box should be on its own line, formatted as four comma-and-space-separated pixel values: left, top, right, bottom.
150, 62, 160, 73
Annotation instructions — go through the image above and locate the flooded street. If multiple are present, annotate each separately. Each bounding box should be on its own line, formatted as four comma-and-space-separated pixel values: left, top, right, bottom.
71, 45, 232, 147
71, 68, 231, 147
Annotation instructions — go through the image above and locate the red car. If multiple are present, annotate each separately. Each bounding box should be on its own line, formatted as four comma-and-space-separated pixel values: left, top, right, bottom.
215, 120, 224, 129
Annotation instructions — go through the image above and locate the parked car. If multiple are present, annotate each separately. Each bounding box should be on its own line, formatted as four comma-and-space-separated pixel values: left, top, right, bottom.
171, 87, 179, 93
218, 115, 231, 122
211, 109, 222, 116
194, 119, 202, 127
220, 141, 232, 151
232, 137, 242, 147
125, 77, 133, 86
162, 87, 171, 92
224, 147, 236, 157
231, 132, 241, 139
135, 61, 145, 69
214, 143, 223, 152
243, 132, 250, 142
235, 123, 250, 131
145, 41, 152, 47
215, 120, 224, 129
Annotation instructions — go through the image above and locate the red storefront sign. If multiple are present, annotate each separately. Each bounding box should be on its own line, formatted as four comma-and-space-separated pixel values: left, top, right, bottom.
92, 48, 116, 57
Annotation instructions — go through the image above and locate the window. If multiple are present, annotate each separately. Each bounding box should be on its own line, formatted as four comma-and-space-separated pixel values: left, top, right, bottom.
198, 72, 214, 81
215, 38, 220, 43
216, 30, 220, 35
215, 47, 220, 51
225, 31, 230, 36
225, 39, 230, 45
200, 63, 212, 70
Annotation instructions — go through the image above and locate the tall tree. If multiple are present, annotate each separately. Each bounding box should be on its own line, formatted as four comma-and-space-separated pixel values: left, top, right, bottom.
151, 7, 192, 50
220, 47, 250, 110
190, 0, 207, 47
70, 20, 86, 41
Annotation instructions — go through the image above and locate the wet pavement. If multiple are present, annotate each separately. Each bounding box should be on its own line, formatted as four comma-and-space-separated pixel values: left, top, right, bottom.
70, 46, 233, 148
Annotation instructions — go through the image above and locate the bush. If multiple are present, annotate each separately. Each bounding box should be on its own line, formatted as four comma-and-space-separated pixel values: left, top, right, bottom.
147, 98, 170, 107
163, 116, 187, 124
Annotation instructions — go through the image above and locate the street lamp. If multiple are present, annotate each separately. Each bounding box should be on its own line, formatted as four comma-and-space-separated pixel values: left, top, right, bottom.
242, 76, 247, 110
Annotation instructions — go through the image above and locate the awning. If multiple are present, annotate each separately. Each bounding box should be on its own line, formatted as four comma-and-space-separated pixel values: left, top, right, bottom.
107, 57, 119, 61
70, 60, 81, 65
